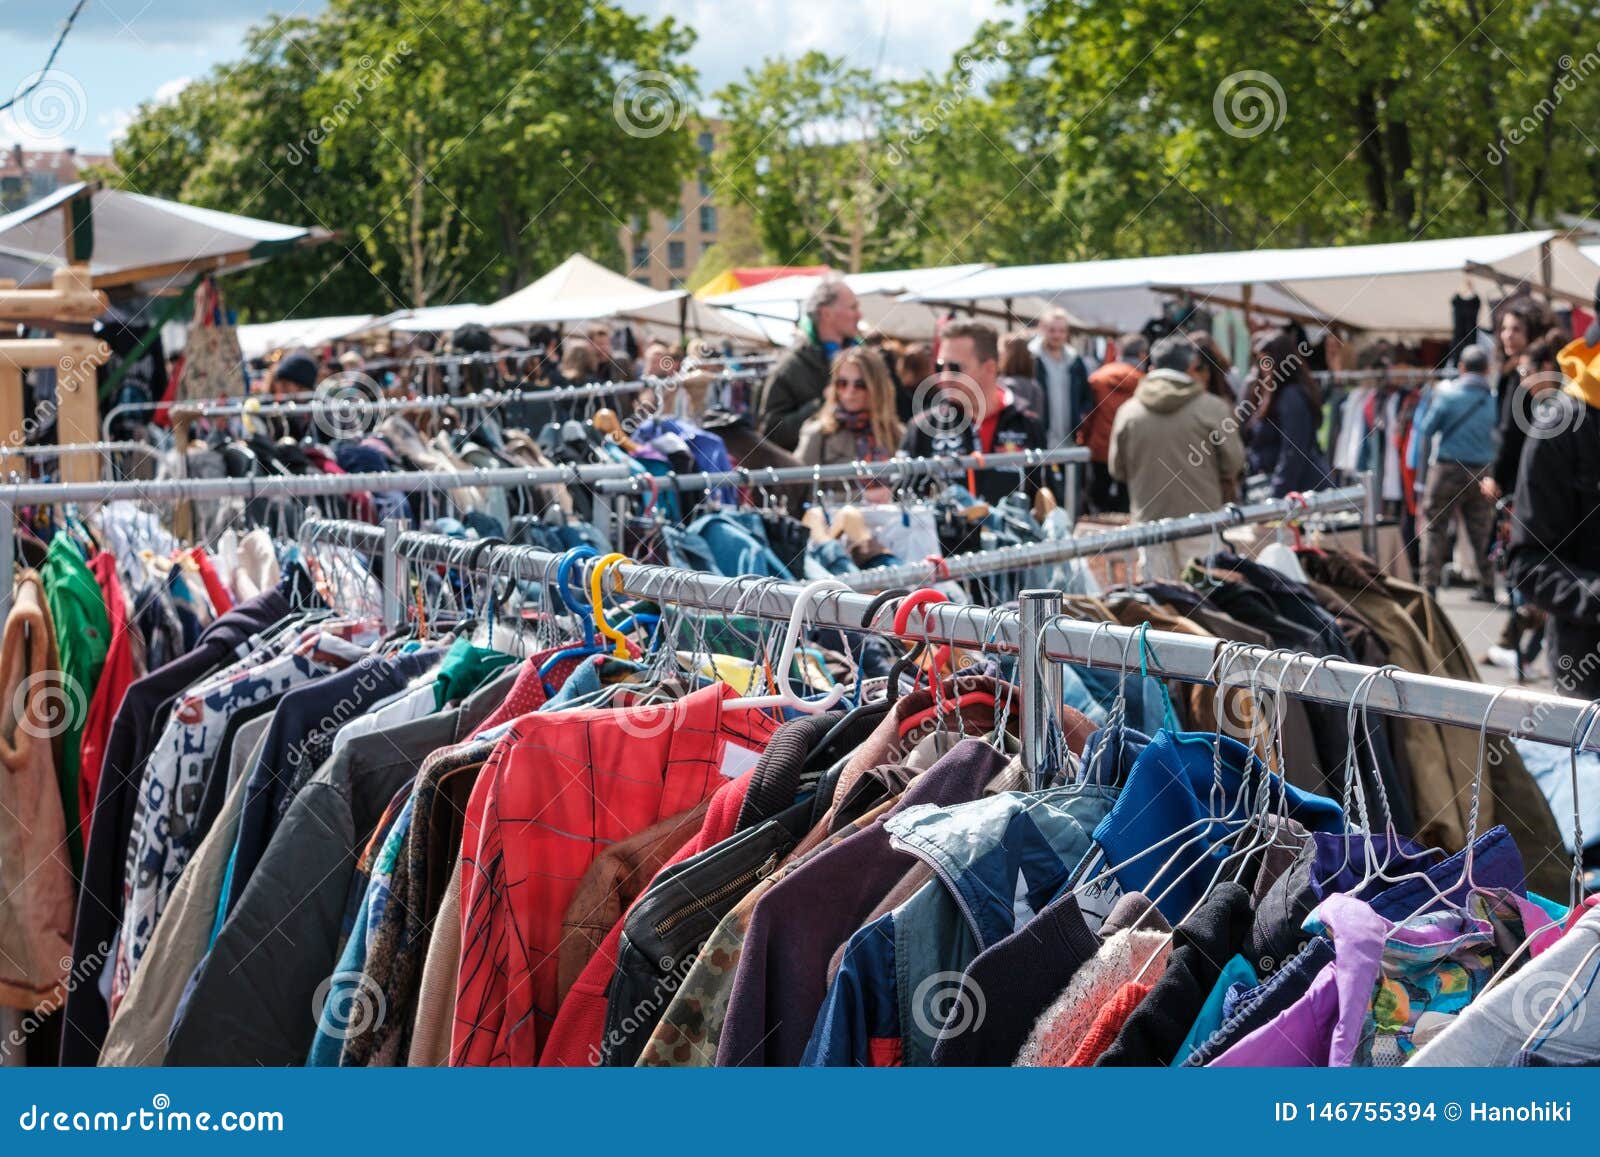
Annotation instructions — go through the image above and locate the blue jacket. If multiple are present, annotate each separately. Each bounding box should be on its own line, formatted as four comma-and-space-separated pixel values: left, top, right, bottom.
1412, 372, 1498, 466
1092, 728, 1345, 922
685, 511, 794, 579
801, 783, 1117, 1066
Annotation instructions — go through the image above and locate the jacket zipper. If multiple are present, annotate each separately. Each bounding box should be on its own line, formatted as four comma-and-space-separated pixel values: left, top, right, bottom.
652, 852, 779, 938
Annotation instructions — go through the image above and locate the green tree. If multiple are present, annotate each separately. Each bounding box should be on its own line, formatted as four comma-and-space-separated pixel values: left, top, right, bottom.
1018, 0, 1600, 251
107, 0, 701, 317
713, 52, 930, 272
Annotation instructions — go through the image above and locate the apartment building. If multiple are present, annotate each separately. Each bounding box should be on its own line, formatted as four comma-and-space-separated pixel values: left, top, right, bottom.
618, 124, 723, 290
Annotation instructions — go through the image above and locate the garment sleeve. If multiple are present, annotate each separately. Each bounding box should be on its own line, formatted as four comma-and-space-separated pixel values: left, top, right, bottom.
1508, 417, 1600, 625
1069, 358, 1093, 437
756, 360, 821, 453
1213, 400, 1247, 485
1268, 392, 1313, 497
1107, 406, 1128, 481
451, 767, 508, 1066
792, 424, 823, 467
1491, 386, 1525, 494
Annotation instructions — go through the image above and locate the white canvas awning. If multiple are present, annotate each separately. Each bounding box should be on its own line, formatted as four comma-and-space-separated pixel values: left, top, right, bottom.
705, 263, 997, 340
236, 314, 382, 361
0, 181, 331, 293
476, 253, 771, 343
906, 231, 1600, 335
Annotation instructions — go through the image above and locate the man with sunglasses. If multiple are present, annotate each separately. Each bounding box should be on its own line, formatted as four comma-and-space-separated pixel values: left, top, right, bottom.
900, 320, 1047, 502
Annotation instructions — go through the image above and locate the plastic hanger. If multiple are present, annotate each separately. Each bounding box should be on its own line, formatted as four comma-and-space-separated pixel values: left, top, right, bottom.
587, 552, 634, 658
725, 578, 852, 712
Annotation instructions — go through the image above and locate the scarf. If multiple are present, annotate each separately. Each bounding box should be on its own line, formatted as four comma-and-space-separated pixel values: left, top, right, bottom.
834, 407, 890, 462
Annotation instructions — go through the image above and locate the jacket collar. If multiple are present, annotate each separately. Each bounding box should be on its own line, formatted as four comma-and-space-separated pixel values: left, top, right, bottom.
885, 783, 1118, 949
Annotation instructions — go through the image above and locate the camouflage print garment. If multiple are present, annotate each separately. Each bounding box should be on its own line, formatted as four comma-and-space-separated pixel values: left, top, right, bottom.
637, 797, 899, 1067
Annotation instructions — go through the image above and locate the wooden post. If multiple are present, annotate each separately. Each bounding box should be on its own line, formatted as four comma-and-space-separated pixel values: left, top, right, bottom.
0, 265, 110, 485
0, 279, 19, 481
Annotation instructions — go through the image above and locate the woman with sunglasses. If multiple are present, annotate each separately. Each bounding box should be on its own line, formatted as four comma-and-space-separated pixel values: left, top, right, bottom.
794, 347, 905, 473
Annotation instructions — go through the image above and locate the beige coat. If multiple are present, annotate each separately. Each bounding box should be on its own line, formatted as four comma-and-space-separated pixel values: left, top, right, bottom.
0, 574, 75, 1013
1108, 369, 1244, 522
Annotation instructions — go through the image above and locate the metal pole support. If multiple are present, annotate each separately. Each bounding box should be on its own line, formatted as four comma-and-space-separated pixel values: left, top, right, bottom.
1064, 459, 1081, 524
0, 497, 14, 627
1358, 469, 1379, 562
1019, 588, 1064, 789
381, 518, 404, 633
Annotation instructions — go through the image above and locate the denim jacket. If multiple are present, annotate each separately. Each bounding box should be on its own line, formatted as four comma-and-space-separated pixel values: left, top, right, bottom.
802, 783, 1117, 1066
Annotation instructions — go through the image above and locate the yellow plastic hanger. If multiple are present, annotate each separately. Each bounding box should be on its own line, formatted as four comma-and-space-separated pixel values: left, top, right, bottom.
588, 551, 634, 658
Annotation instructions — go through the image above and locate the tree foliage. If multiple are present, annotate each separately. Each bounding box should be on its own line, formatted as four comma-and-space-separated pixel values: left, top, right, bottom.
108, 0, 699, 318
707, 2, 1600, 268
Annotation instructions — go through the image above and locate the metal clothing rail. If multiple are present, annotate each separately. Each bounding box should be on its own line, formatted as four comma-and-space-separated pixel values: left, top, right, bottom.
375, 531, 1600, 767
841, 483, 1368, 591
113, 378, 655, 433
299, 518, 405, 631
0, 463, 631, 624
7, 440, 159, 460
590, 447, 1091, 496
1310, 367, 1453, 385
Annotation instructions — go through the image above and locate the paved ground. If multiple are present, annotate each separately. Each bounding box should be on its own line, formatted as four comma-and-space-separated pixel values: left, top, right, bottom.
1436, 584, 1549, 691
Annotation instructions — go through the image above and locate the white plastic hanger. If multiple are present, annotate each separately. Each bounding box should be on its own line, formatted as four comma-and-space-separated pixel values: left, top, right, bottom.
725, 577, 852, 712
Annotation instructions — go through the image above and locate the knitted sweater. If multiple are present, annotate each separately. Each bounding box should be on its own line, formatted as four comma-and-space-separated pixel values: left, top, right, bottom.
1015, 897, 1172, 1067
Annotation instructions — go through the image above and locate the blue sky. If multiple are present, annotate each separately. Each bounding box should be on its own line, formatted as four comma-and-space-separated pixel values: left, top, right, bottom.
0, 0, 1003, 152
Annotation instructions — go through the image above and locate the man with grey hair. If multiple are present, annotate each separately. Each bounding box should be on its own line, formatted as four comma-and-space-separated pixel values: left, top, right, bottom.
1414, 344, 1500, 601
1108, 333, 1244, 533
754, 273, 861, 451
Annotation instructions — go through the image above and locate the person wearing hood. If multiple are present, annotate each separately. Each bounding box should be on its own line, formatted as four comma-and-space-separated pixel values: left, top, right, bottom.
1108, 333, 1245, 525
1508, 294, 1600, 695
755, 274, 861, 452
1241, 327, 1334, 498
1078, 334, 1147, 513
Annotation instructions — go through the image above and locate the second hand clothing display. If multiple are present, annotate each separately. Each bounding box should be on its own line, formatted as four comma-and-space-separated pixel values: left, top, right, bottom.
2, 511, 1589, 1070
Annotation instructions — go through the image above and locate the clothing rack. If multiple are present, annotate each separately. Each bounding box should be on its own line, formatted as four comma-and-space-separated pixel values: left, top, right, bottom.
0, 462, 631, 623
840, 483, 1369, 591
1311, 367, 1454, 385
372, 529, 1600, 774
105, 377, 657, 439
590, 447, 1092, 497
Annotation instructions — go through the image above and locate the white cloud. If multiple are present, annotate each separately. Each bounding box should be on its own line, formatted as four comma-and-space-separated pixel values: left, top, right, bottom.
154, 76, 193, 104
619, 0, 1004, 95
98, 107, 137, 143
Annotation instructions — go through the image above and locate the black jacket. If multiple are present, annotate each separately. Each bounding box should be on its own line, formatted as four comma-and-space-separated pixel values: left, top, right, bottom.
755, 341, 832, 452
899, 395, 1048, 503
163, 669, 512, 1066
1508, 389, 1600, 697
1097, 882, 1254, 1066
1490, 366, 1528, 495
1245, 382, 1333, 497
60, 591, 290, 1065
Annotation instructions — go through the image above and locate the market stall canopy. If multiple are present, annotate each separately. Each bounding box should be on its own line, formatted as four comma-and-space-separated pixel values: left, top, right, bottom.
476, 253, 770, 343
704, 263, 995, 340
237, 314, 380, 361
0, 181, 331, 293
694, 264, 831, 299
906, 231, 1600, 334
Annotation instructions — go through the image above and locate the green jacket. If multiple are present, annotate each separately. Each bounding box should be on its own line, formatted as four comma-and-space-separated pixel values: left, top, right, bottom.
755, 340, 832, 453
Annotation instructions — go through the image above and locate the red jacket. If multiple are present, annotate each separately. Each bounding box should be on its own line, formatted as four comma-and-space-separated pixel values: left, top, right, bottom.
538, 771, 752, 1066
450, 683, 780, 1066
77, 552, 135, 841
1078, 361, 1144, 462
